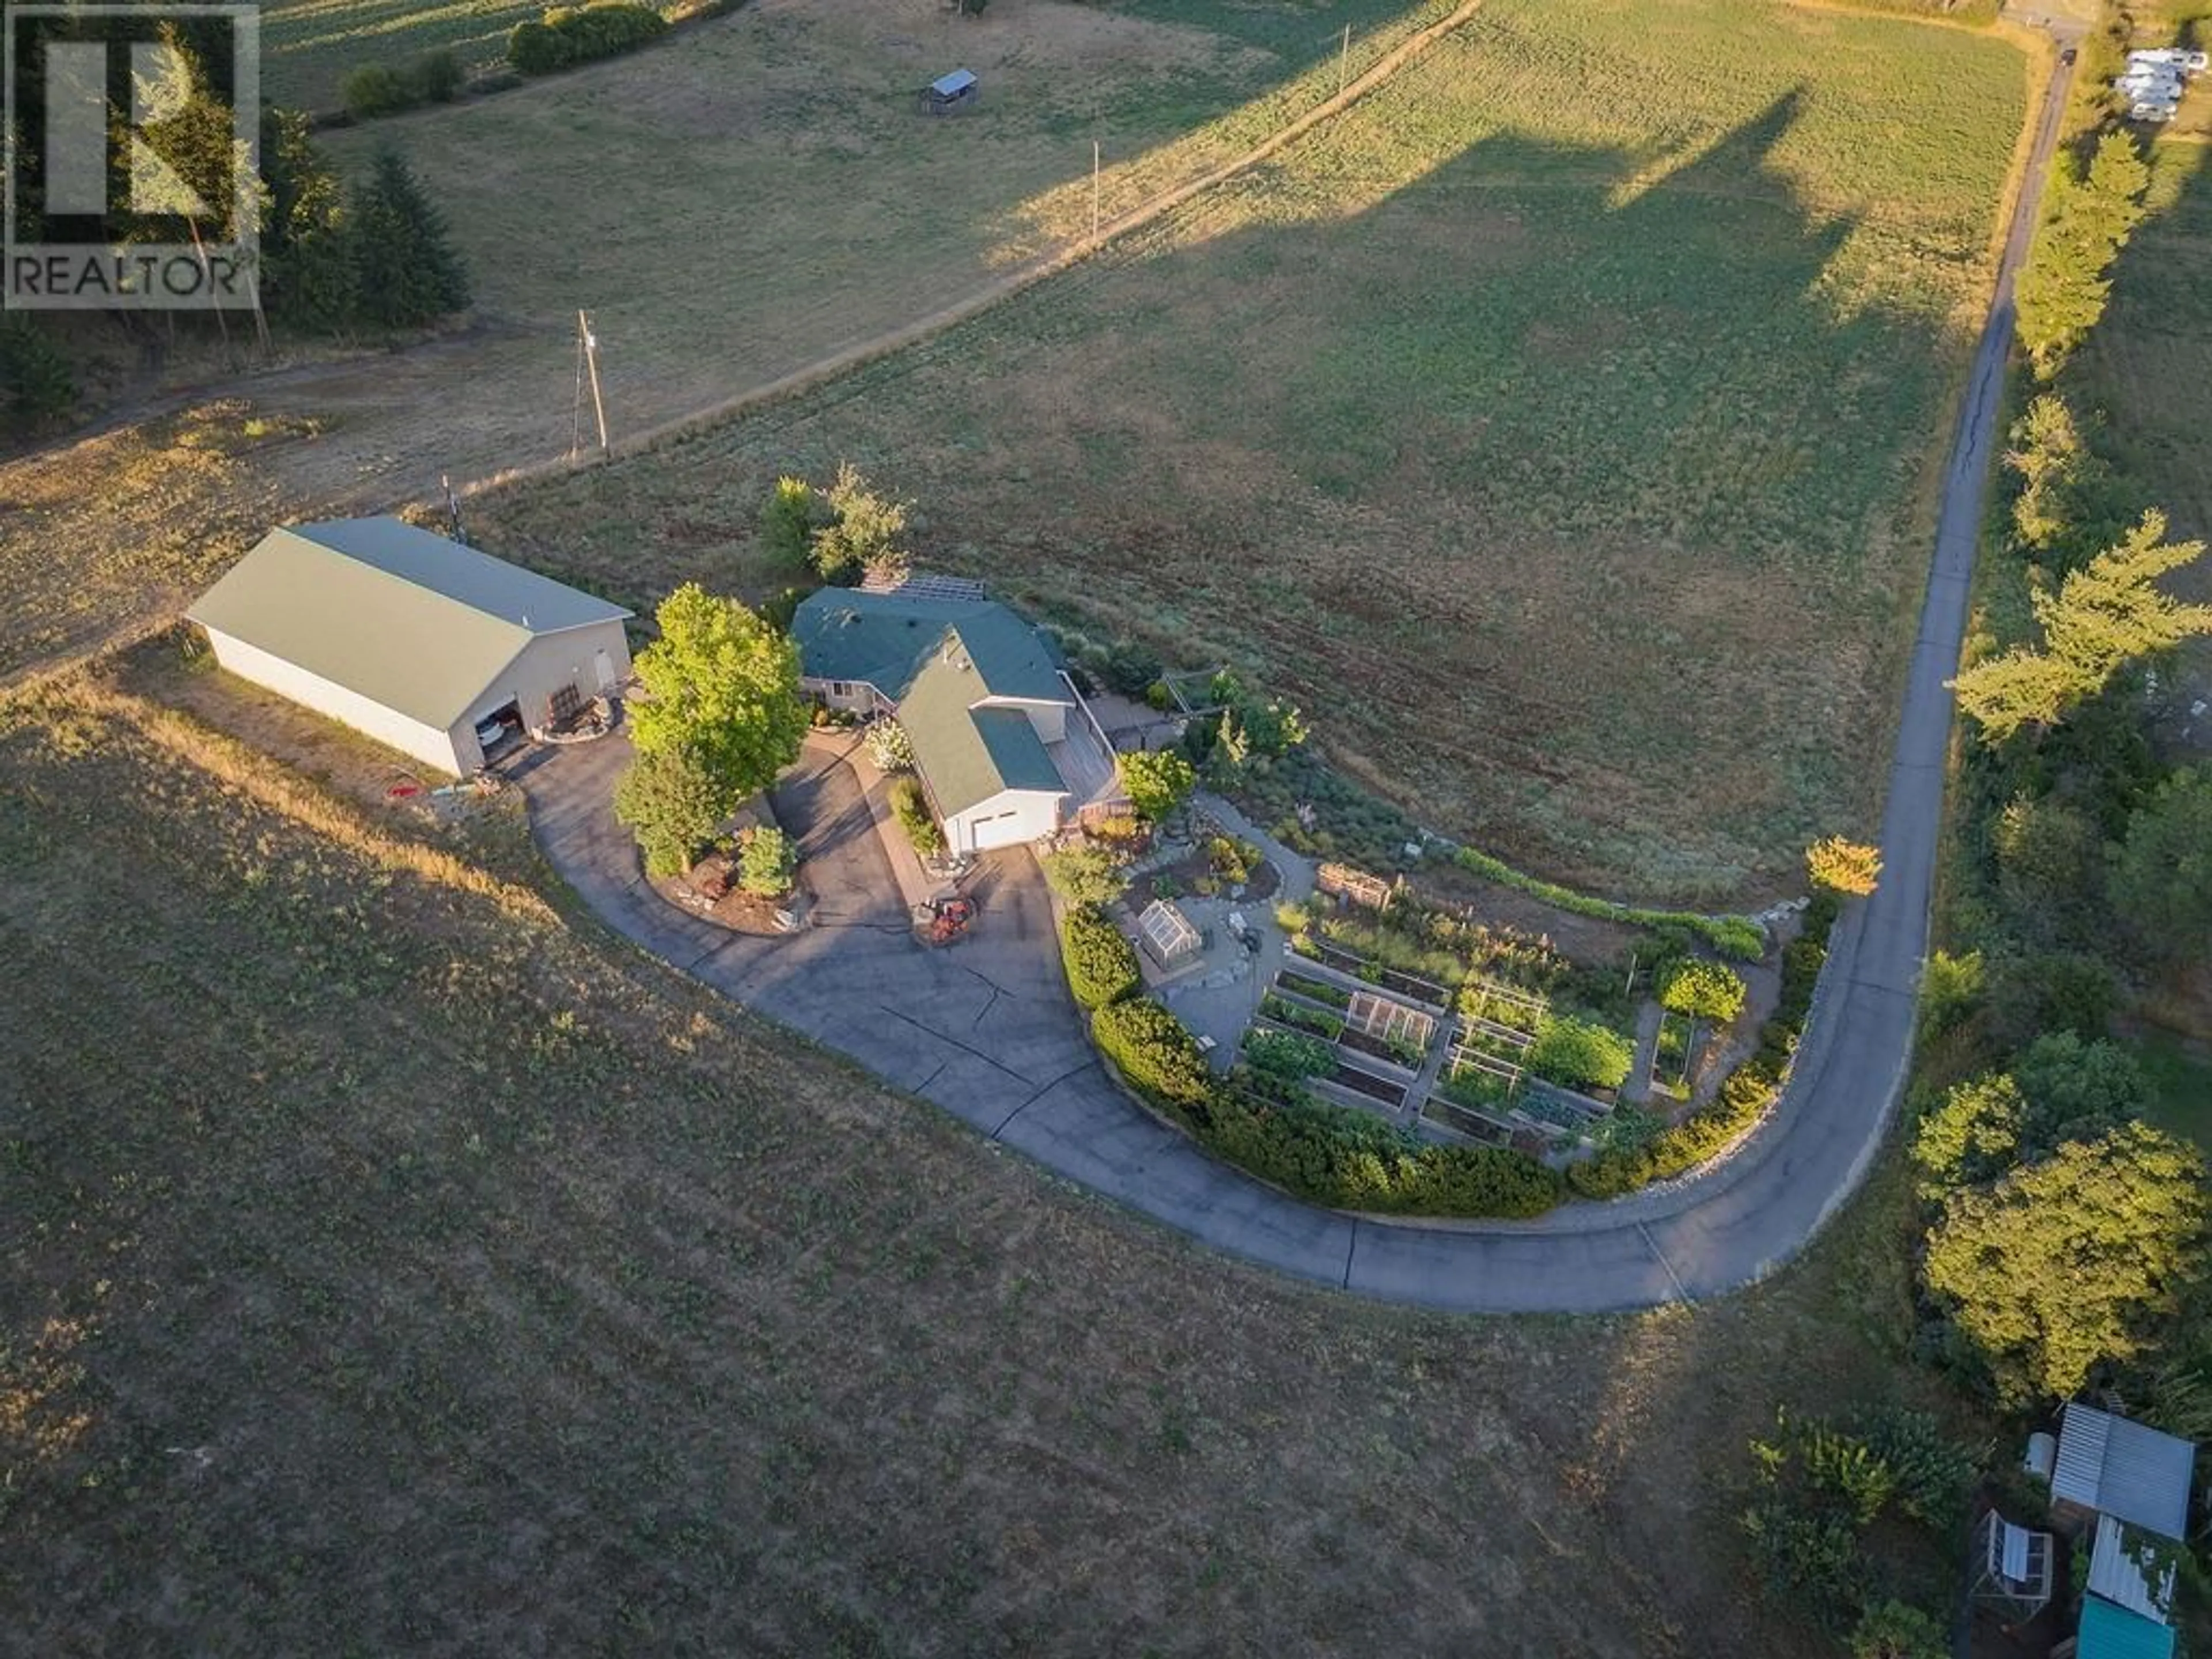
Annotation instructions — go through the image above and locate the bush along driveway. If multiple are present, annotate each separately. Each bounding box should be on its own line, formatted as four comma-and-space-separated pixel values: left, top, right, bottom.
521, 48, 2077, 1312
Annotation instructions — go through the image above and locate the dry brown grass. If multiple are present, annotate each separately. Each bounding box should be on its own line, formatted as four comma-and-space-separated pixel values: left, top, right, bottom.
0, 675, 1964, 1654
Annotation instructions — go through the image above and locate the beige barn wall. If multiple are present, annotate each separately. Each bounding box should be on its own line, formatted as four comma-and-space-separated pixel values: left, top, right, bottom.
204, 628, 464, 777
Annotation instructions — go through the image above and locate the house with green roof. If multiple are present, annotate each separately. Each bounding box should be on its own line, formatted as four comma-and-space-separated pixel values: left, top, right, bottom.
189, 518, 632, 778
791, 586, 1123, 854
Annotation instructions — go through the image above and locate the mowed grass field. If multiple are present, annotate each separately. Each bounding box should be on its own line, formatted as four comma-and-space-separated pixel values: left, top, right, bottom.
473, 0, 2035, 903
0, 673, 1963, 1653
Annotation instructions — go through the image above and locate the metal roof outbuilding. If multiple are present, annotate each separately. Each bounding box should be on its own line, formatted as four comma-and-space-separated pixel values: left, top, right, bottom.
2051, 1403, 2196, 1540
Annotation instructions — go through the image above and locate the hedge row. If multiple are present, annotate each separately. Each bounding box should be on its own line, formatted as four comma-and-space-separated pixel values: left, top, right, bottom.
1090, 995, 1563, 1219
1449, 846, 1766, 962
1059, 906, 1141, 1011
509, 2, 668, 75
340, 48, 464, 119
1567, 892, 1840, 1199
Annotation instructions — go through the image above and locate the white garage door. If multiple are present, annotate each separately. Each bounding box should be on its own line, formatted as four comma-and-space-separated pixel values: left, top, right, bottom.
967, 809, 1031, 851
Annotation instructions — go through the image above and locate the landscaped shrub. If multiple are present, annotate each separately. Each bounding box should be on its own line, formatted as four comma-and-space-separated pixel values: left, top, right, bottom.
1119, 749, 1196, 821
414, 47, 464, 101
1660, 958, 1748, 1024
1527, 1016, 1634, 1092
737, 825, 795, 897
889, 776, 943, 856
1092, 998, 1215, 1110
1060, 906, 1140, 1011
507, 2, 668, 75
1040, 843, 1126, 906
340, 62, 416, 119
862, 719, 913, 774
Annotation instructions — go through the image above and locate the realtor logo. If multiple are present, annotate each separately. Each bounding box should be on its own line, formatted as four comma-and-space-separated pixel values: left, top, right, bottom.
3, 3, 259, 310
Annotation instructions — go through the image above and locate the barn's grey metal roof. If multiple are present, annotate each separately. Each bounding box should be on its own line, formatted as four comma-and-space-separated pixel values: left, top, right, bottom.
188, 519, 631, 730
2088, 1514, 2177, 1626
2052, 1404, 2196, 1539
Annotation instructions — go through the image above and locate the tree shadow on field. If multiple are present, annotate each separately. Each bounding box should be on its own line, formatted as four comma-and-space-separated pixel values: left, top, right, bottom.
930, 88, 1967, 897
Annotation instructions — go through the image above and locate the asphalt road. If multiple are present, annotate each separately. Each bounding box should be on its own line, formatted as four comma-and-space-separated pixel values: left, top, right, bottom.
526, 45, 2077, 1313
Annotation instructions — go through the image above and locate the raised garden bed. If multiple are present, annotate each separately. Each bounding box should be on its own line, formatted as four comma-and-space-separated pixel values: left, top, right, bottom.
1260, 991, 1344, 1040
1343, 990, 1437, 1051
1421, 1097, 1514, 1145
1329, 1062, 1406, 1108
1338, 1024, 1426, 1072
1277, 969, 1353, 1009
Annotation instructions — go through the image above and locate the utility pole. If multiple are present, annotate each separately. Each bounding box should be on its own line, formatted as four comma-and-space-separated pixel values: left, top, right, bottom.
578, 309, 609, 454
1092, 139, 1101, 241
1339, 22, 1351, 96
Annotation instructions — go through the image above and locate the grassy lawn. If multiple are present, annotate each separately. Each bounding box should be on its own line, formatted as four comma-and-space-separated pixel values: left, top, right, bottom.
472, 0, 2033, 904
0, 671, 1969, 1653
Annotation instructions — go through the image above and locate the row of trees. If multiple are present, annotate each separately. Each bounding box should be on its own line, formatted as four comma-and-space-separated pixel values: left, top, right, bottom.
1902, 96, 2212, 1441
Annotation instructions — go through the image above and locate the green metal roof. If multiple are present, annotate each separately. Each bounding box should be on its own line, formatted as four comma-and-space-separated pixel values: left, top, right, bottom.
2078, 1596, 2177, 1659
791, 588, 1065, 703
188, 520, 631, 729
896, 652, 1064, 818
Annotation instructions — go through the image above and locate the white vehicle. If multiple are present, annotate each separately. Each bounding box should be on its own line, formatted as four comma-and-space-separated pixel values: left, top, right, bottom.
2131, 99, 2178, 122
2187, 50, 2210, 73
2127, 47, 2187, 67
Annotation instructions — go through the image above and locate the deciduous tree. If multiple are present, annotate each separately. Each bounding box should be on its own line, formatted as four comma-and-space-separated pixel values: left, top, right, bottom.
1118, 749, 1196, 821
1922, 1123, 2207, 1404
628, 584, 806, 813
810, 463, 910, 586
1806, 836, 1881, 896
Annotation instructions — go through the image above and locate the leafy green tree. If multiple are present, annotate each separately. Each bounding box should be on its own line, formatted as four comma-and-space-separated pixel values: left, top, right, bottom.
1850, 1600, 1946, 1659
736, 825, 796, 896
1915, 949, 1983, 1041
760, 476, 824, 569
1660, 959, 1747, 1023
629, 584, 806, 816
810, 463, 910, 586
2109, 766, 2212, 963
1922, 1123, 2208, 1404
2012, 1031, 2145, 1138
1952, 513, 2212, 742
1984, 949, 2114, 1047
346, 147, 471, 328
613, 743, 724, 877
1911, 1073, 2028, 1193
1118, 749, 1196, 821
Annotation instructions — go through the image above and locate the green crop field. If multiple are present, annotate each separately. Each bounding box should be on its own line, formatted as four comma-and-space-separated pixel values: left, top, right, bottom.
473, 0, 2035, 903
0, 669, 1964, 1653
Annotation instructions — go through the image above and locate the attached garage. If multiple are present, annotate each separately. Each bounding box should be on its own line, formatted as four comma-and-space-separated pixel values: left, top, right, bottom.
187, 517, 633, 778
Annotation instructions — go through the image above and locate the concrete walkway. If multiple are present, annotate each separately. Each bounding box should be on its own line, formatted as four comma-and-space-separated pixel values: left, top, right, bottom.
522, 49, 2077, 1314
